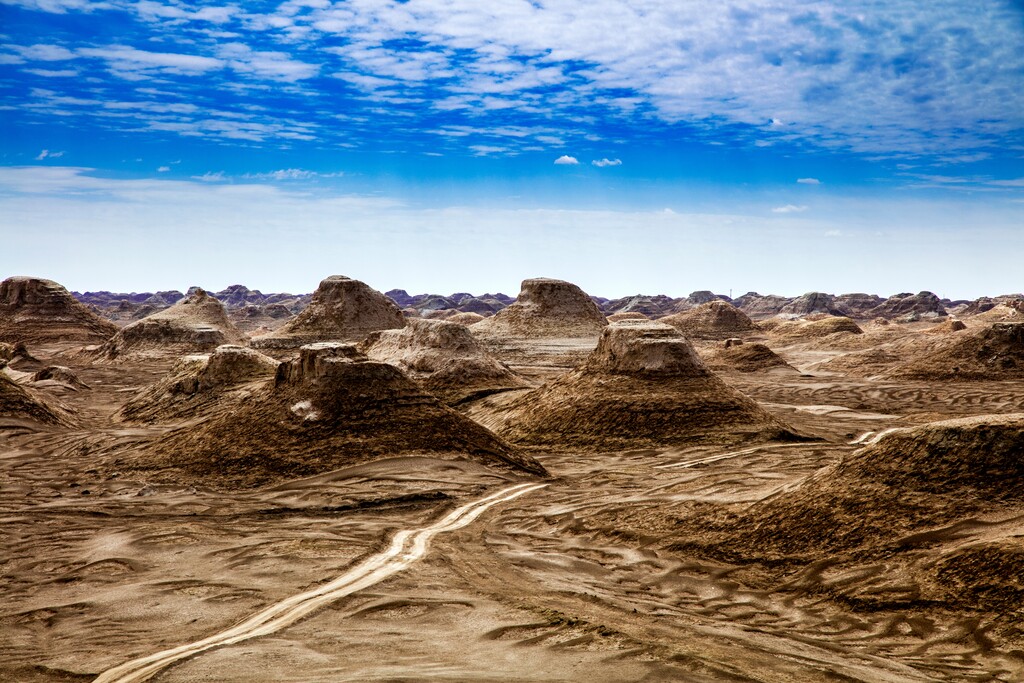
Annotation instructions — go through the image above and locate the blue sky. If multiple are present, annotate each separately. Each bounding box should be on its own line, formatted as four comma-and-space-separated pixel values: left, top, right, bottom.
1, 0, 1022, 299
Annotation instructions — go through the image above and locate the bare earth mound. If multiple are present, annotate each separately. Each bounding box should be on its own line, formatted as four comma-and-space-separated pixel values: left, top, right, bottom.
252, 275, 405, 349
125, 342, 545, 487
99, 289, 246, 360
475, 322, 797, 450
359, 318, 528, 404
118, 345, 279, 423
735, 414, 1024, 556
887, 322, 1024, 380
0, 372, 73, 425
472, 278, 607, 339
702, 341, 796, 373
771, 316, 863, 340
660, 301, 755, 340
0, 276, 117, 345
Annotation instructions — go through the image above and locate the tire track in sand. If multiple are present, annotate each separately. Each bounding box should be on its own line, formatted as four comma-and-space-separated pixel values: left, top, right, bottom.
94, 482, 547, 683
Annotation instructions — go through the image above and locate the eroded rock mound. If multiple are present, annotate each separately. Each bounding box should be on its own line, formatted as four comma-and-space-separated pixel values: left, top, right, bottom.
474, 322, 796, 450
660, 301, 756, 340
472, 278, 607, 339
738, 414, 1024, 556
119, 345, 279, 423
869, 291, 947, 320
99, 289, 246, 360
0, 276, 117, 344
779, 292, 840, 317
252, 276, 405, 349
127, 342, 545, 487
360, 318, 527, 404
888, 323, 1024, 380
0, 372, 73, 425
772, 316, 864, 339
702, 341, 796, 373
30, 366, 89, 390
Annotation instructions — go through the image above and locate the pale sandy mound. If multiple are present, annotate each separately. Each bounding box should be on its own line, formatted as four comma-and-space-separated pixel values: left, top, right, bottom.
0, 372, 73, 425
660, 301, 756, 340
887, 322, 1024, 380
475, 322, 798, 450
702, 341, 796, 373
607, 311, 650, 322
126, 342, 545, 487
472, 278, 607, 339
252, 275, 405, 349
925, 318, 967, 334
118, 345, 279, 423
359, 318, 528, 404
770, 316, 864, 339
99, 289, 246, 360
0, 276, 117, 345
447, 311, 485, 325
735, 414, 1024, 556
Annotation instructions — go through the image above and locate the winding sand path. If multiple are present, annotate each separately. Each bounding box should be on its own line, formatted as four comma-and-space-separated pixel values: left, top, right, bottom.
94, 481, 547, 683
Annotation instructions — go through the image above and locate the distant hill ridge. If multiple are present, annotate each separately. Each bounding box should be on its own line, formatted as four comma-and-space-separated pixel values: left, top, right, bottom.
72, 286, 1024, 322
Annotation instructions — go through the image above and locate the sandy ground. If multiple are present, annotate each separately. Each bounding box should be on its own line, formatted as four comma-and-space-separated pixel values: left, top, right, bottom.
2, 333, 1023, 682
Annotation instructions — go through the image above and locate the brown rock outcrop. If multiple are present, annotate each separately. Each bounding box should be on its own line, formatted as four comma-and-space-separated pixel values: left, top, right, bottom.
660, 301, 756, 340
0, 276, 117, 345
126, 342, 545, 487
360, 318, 527, 404
473, 322, 797, 450
252, 276, 405, 349
99, 289, 246, 360
472, 278, 607, 339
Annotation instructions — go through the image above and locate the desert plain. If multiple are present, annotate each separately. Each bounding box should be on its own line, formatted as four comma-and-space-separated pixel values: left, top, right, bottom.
2, 274, 1023, 682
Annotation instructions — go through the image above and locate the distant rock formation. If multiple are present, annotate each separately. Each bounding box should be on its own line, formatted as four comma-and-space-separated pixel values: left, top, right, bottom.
252, 276, 405, 349
602, 294, 677, 318
99, 289, 246, 360
126, 342, 545, 487
660, 301, 756, 340
778, 292, 841, 317
833, 293, 884, 318
0, 276, 118, 344
360, 318, 528, 404
472, 278, 607, 339
732, 292, 791, 319
869, 291, 947, 320
473, 322, 797, 450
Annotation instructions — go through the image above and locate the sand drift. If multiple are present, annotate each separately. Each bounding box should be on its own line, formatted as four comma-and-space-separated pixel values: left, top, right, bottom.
94, 482, 547, 683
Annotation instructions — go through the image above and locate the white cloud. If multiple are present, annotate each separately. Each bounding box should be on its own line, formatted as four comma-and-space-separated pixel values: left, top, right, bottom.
77, 45, 224, 75
797, 178, 821, 185
34, 149, 64, 160
216, 42, 319, 81
592, 158, 621, 167
4, 43, 76, 61
554, 155, 579, 165
772, 204, 807, 213
469, 145, 508, 156
157, 166, 170, 172
192, 171, 226, 182
24, 68, 78, 77
244, 168, 342, 180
